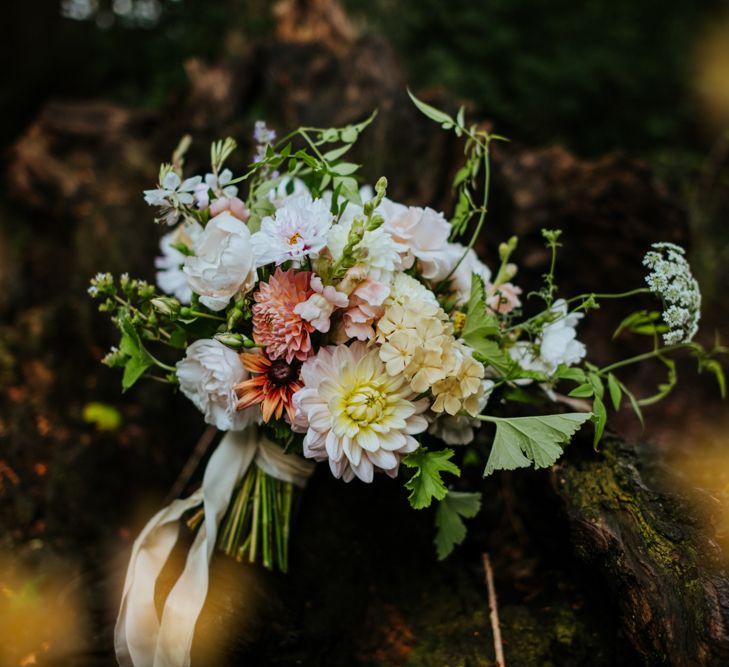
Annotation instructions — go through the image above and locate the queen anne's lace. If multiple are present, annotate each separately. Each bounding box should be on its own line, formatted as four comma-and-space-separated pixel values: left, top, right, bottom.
643, 243, 701, 345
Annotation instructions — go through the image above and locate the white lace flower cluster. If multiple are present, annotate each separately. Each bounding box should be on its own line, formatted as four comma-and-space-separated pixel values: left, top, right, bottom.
643, 242, 701, 345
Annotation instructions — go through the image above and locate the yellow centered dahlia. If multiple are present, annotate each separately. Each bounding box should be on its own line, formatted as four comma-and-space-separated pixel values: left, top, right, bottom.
294, 342, 428, 482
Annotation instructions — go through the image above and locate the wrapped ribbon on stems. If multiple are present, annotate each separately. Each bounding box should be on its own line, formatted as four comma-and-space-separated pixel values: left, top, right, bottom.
115, 427, 314, 667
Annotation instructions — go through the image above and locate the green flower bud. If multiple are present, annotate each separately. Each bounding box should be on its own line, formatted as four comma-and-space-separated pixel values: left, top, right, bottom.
502, 263, 517, 281
102, 347, 126, 368
151, 297, 181, 317
227, 308, 243, 330
214, 332, 247, 349
367, 213, 384, 231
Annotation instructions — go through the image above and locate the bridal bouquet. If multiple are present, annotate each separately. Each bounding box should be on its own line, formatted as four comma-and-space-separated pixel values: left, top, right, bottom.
90, 93, 724, 666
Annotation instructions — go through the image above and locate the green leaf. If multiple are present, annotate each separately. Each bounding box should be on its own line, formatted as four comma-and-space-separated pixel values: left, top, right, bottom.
483, 413, 592, 476
588, 372, 605, 400
607, 373, 622, 410
613, 310, 664, 339
168, 326, 188, 349
334, 176, 361, 205
472, 341, 515, 377
462, 273, 500, 340
403, 448, 461, 509
434, 491, 481, 560
118, 316, 155, 391
555, 366, 587, 384
456, 105, 466, 130
623, 384, 645, 428
82, 402, 122, 431
592, 395, 607, 447
701, 359, 727, 399
407, 88, 454, 126
460, 273, 514, 374
323, 145, 351, 162
568, 383, 594, 398
330, 162, 359, 176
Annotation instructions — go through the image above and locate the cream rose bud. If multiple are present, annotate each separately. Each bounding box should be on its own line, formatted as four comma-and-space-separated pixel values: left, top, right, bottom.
176, 339, 255, 431
183, 211, 256, 311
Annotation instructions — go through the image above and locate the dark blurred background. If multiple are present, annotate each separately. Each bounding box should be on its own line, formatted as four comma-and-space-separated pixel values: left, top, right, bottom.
2, 1, 729, 665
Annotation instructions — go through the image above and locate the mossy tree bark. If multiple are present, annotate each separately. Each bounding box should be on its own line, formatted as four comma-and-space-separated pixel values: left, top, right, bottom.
553, 438, 729, 666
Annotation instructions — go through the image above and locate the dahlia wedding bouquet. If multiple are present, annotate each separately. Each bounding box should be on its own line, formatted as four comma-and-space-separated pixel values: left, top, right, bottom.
90, 93, 724, 666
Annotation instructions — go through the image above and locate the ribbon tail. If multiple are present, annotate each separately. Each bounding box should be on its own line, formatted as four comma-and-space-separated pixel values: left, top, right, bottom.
115, 490, 203, 667
152, 430, 258, 667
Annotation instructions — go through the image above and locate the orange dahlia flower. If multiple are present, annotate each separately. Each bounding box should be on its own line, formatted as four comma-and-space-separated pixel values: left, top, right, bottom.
235, 351, 303, 423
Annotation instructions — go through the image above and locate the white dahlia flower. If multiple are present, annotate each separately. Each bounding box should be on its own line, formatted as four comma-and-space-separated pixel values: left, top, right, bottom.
252, 193, 333, 267
294, 342, 428, 483
177, 339, 257, 431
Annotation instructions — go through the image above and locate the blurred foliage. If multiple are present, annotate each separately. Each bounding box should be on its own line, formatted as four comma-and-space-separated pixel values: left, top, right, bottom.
343, 0, 725, 156
5, 0, 728, 158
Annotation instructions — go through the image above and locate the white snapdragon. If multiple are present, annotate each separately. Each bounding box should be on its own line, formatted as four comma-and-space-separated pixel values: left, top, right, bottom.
183, 212, 256, 311
643, 242, 701, 345
176, 339, 256, 431
326, 220, 406, 284
251, 193, 332, 267
510, 299, 586, 376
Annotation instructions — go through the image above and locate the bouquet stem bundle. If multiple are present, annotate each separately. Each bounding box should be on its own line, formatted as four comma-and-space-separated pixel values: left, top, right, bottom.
188, 465, 297, 572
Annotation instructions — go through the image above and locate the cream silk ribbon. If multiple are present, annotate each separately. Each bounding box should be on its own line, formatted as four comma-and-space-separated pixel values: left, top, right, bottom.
114, 428, 314, 667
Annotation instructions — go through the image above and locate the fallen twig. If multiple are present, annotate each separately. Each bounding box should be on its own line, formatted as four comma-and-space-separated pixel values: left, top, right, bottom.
482, 552, 505, 667
165, 425, 217, 503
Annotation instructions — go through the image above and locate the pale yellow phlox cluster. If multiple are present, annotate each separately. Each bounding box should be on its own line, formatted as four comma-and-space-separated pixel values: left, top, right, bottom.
376, 301, 486, 415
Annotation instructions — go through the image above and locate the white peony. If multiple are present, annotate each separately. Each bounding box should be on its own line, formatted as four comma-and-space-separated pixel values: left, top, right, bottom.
155, 221, 202, 303
510, 299, 586, 376
176, 339, 257, 431
183, 211, 256, 311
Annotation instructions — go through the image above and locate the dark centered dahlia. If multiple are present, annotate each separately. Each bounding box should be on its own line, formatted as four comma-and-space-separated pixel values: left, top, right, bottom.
235, 351, 303, 423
